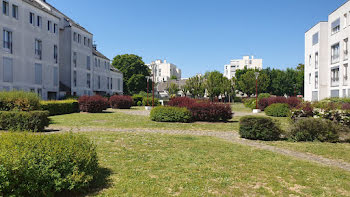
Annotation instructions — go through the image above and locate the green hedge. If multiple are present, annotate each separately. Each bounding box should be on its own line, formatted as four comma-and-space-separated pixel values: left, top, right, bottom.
265, 103, 290, 117
132, 94, 144, 106
143, 97, 160, 106
41, 99, 79, 116
150, 106, 192, 123
0, 111, 50, 132
239, 116, 282, 141
0, 132, 98, 196
289, 118, 349, 142
0, 91, 40, 111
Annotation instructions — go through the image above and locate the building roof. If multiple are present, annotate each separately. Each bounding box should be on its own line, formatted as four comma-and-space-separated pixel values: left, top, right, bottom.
157, 79, 187, 92
22, 0, 60, 19
110, 67, 122, 74
93, 49, 110, 61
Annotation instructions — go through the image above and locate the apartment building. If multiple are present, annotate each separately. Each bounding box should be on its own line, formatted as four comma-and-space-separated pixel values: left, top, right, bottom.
92, 48, 123, 95
224, 56, 263, 79
305, 1, 350, 101
0, 0, 60, 99
148, 59, 181, 83
0, 0, 123, 99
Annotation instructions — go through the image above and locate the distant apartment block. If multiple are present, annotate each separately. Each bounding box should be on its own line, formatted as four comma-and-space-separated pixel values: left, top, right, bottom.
0, 0, 123, 99
224, 56, 263, 79
305, 1, 350, 101
148, 59, 181, 83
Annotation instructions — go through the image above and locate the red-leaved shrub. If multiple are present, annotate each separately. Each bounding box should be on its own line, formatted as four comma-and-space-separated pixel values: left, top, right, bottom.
342, 103, 350, 110
168, 97, 232, 121
258, 98, 269, 111
259, 96, 301, 111
110, 95, 133, 109
78, 95, 108, 113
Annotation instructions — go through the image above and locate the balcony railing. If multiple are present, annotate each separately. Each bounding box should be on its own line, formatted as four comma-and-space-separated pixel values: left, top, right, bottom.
331, 77, 340, 87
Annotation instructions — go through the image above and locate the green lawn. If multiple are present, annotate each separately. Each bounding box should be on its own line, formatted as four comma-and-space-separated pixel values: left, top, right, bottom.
84, 131, 350, 196
231, 103, 252, 113
263, 141, 350, 164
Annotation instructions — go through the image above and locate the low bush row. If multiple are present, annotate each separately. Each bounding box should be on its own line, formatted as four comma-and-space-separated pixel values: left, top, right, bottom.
168, 97, 233, 122
258, 96, 301, 111
78, 95, 109, 113
41, 99, 79, 116
132, 94, 161, 106
0, 132, 98, 196
0, 91, 41, 111
0, 111, 50, 132
150, 106, 192, 123
110, 95, 133, 109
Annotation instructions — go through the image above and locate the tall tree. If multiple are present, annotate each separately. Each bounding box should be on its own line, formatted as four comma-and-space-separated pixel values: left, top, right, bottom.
237, 70, 270, 97
112, 54, 150, 94
184, 75, 205, 98
167, 83, 180, 97
205, 71, 226, 100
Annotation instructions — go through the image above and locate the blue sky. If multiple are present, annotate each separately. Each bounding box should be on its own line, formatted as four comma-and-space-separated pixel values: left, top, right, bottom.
49, 0, 346, 78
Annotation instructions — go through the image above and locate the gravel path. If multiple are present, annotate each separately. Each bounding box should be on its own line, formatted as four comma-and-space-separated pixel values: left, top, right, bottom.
117, 110, 150, 116
49, 126, 350, 172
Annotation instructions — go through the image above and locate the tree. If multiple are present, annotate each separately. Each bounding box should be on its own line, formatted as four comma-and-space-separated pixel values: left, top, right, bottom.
222, 77, 235, 102
296, 64, 304, 96
170, 75, 178, 80
184, 75, 205, 98
205, 71, 226, 100
112, 54, 150, 94
237, 70, 270, 97
167, 83, 180, 97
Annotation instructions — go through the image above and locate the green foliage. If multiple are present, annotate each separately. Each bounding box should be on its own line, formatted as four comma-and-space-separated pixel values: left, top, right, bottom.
243, 98, 256, 109
41, 99, 79, 116
0, 132, 98, 196
265, 103, 290, 117
137, 101, 142, 106
167, 83, 180, 97
150, 106, 192, 123
0, 91, 40, 111
170, 75, 178, 80
258, 93, 271, 100
233, 97, 242, 103
237, 70, 270, 97
239, 116, 282, 141
289, 118, 348, 142
0, 111, 50, 132
184, 75, 205, 98
132, 94, 144, 106
204, 71, 226, 99
112, 54, 150, 94
142, 97, 160, 106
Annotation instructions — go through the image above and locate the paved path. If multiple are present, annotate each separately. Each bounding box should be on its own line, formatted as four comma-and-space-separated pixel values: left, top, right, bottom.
49, 126, 350, 172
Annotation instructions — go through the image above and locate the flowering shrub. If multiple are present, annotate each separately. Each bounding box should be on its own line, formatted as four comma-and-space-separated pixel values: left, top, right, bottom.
78, 95, 108, 113
110, 95, 133, 109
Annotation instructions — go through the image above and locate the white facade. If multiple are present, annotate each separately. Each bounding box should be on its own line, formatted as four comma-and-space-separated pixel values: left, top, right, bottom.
0, 0, 123, 99
305, 1, 350, 101
148, 59, 181, 83
0, 0, 60, 100
224, 56, 263, 79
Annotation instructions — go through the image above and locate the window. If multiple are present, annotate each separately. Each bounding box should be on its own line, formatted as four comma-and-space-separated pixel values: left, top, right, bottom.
88, 39, 90, 47
107, 77, 110, 89
98, 76, 101, 89
315, 72, 318, 89
315, 52, 318, 69
29, 12, 34, 25
94, 58, 97, 67
309, 73, 311, 84
47, 20, 52, 32
73, 32, 77, 42
3, 57, 13, 82
78, 34, 81, 43
37, 16, 42, 28
118, 78, 121, 90
312, 32, 319, 45
54, 45, 58, 63
344, 64, 348, 84
159, 69, 162, 76
73, 52, 77, 67
73, 71, 77, 87
110, 78, 113, 89
35, 39, 42, 60
84, 37, 86, 46
53, 24, 57, 34
344, 38, 348, 60
345, 14, 348, 28
2, 1, 8, 16
53, 67, 58, 87
3, 29, 12, 53
87, 73, 91, 88
105, 61, 107, 69
331, 67, 340, 87
309, 55, 312, 67
332, 18, 340, 35
331, 43, 340, 64
98, 59, 100, 67
87, 56, 91, 70
35, 63, 42, 85
12, 5, 18, 19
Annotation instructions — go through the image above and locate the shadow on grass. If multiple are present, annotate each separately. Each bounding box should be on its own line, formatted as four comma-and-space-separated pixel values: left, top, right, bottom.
56, 166, 113, 197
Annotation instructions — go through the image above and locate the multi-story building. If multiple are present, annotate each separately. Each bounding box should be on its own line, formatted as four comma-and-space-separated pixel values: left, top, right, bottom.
148, 59, 181, 83
305, 1, 350, 101
0, 0, 60, 100
224, 56, 263, 79
0, 0, 123, 99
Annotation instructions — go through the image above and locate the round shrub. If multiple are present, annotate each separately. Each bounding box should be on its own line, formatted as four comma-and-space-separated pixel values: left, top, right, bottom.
265, 103, 290, 117
289, 118, 349, 142
137, 101, 142, 106
0, 91, 40, 111
0, 132, 98, 196
150, 106, 192, 123
258, 93, 270, 100
78, 95, 108, 113
110, 95, 133, 109
239, 116, 282, 141
132, 94, 143, 106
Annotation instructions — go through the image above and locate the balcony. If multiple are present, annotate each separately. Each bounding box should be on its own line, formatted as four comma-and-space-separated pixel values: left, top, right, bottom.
331, 55, 340, 64
344, 76, 348, 86
345, 50, 349, 61
331, 77, 340, 87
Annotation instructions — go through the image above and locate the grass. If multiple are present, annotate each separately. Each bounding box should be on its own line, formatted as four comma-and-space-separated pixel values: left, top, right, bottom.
263, 141, 350, 164
84, 131, 350, 196
231, 103, 252, 113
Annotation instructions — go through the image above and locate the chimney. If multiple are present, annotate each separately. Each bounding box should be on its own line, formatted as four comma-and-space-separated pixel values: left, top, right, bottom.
92, 44, 97, 50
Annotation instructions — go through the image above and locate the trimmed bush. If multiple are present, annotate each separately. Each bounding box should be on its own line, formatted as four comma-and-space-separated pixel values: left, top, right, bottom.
0, 132, 98, 196
0, 111, 50, 132
142, 97, 160, 106
265, 103, 290, 117
168, 97, 196, 108
132, 94, 144, 106
239, 116, 282, 141
110, 95, 133, 109
78, 95, 108, 113
41, 99, 79, 116
150, 106, 192, 123
258, 98, 269, 111
289, 118, 349, 142
0, 91, 40, 111
187, 102, 232, 122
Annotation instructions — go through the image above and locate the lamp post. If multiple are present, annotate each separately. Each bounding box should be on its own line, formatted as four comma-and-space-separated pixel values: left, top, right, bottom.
152, 64, 155, 107
146, 76, 150, 106
254, 72, 259, 110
